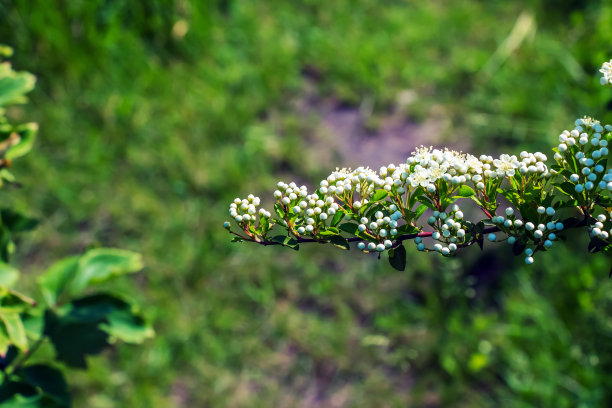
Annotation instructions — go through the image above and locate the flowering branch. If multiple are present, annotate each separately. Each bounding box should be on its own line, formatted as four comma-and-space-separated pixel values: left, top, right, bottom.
223, 59, 612, 270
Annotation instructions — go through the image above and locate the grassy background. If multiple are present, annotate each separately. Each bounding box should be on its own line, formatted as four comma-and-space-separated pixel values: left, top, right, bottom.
2, 0, 612, 406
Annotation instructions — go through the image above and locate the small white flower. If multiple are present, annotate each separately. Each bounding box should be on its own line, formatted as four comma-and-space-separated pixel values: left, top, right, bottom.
600, 60, 612, 86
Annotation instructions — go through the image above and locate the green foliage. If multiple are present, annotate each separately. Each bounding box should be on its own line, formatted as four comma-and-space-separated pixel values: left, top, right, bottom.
0, 50, 152, 407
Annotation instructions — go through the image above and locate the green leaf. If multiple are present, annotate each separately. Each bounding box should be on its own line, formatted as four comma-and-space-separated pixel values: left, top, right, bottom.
0, 210, 38, 233
318, 227, 340, 236
0, 383, 42, 406
588, 237, 609, 254
327, 235, 349, 250
0, 330, 10, 358
330, 210, 344, 227
388, 244, 406, 271
370, 190, 388, 202
555, 181, 577, 198
270, 235, 299, 250
396, 224, 420, 235
18, 365, 70, 407
0, 65, 36, 107
338, 223, 359, 235
43, 310, 108, 369
38, 249, 143, 305
454, 185, 475, 198
0, 262, 18, 289
409, 187, 424, 208
37, 256, 79, 306
0, 308, 27, 352
69, 248, 143, 296
70, 294, 154, 344
413, 204, 428, 221
6, 123, 37, 160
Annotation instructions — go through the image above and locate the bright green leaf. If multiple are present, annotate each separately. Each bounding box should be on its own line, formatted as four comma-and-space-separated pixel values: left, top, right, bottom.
0, 308, 28, 352
370, 189, 388, 202
69, 249, 143, 296
0, 262, 18, 289
455, 185, 475, 198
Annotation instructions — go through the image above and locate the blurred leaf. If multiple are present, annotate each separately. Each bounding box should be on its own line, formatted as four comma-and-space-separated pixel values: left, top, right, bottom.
38, 249, 143, 305
0, 210, 38, 233
43, 310, 108, 369
0, 308, 27, 352
70, 249, 143, 295
0, 64, 35, 107
18, 365, 70, 407
37, 256, 79, 306
70, 294, 153, 344
0, 262, 18, 288
6, 123, 37, 160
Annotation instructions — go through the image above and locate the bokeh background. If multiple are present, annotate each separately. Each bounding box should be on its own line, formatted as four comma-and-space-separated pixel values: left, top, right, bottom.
2, 0, 612, 406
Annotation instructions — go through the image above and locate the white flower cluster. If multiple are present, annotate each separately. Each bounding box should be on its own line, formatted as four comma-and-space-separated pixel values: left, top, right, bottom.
227, 194, 271, 229
356, 204, 403, 252
321, 167, 381, 208
274, 181, 340, 235
403, 147, 550, 194
556, 117, 612, 194
600, 59, 612, 86
589, 213, 612, 241
420, 204, 466, 255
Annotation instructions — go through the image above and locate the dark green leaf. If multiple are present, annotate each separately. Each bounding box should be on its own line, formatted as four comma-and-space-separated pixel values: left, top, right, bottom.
388, 244, 406, 271
338, 223, 358, 235
330, 210, 344, 227
555, 181, 577, 198
327, 235, 349, 250
0, 210, 38, 233
588, 237, 609, 253
43, 310, 109, 368
512, 241, 527, 256
18, 365, 70, 407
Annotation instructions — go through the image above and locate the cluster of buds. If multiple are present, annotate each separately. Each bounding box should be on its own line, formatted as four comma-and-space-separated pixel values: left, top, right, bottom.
422, 205, 467, 255
225, 194, 272, 240
590, 213, 611, 241
555, 117, 611, 197
356, 205, 404, 252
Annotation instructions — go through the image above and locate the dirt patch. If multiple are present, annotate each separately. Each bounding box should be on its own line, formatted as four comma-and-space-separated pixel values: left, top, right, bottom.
319, 105, 452, 169
297, 87, 462, 170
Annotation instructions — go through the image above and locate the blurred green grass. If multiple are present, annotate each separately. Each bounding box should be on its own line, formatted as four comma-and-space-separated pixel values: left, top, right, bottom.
1, 0, 612, 406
